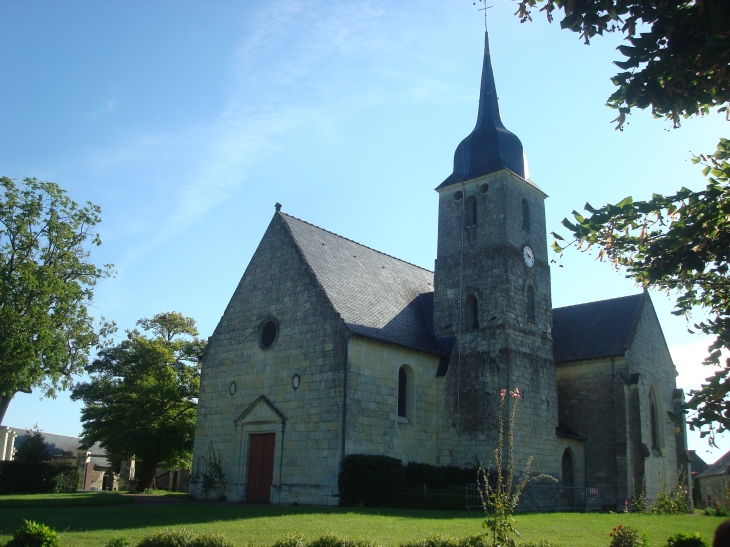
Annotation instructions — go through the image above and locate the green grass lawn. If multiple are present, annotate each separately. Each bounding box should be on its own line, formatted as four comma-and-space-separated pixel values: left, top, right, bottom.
0, 494, 725, 547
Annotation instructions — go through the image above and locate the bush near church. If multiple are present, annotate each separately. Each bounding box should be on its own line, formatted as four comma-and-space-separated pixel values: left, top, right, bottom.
337, 454, 476, 508
0, 461, 79, 494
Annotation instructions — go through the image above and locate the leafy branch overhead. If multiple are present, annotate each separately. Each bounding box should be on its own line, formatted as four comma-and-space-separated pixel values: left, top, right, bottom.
515, 0, 730, 128
555, 139, 730, 440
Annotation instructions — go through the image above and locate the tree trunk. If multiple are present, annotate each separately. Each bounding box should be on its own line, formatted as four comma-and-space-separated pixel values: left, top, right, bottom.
0, 393, 14, 425
135, 456, 158, 491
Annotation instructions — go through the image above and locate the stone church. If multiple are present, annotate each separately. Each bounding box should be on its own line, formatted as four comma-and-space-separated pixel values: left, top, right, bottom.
190, 31, 688, 509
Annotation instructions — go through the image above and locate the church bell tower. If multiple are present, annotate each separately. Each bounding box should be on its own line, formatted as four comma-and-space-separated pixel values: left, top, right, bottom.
434, 29, 559, 474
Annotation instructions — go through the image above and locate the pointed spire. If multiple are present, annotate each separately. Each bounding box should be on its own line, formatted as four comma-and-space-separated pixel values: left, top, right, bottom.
437, 29, 525, 189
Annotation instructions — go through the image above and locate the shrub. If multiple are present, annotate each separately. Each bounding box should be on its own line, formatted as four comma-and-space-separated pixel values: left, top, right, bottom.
399, 535, 486, 547
135, 530, 232, 547
338, 455, 406, 507
0, 461, 80, 494
308, 533, 380, 547
106, 538, 130, 547
706, 506, 730, 517
5, 520, 60, 547
666, 532, 708, 547
520, 542, 563, 547
609, 525, 645, 547
51, 467, 80, 493
271, 535, 308, 547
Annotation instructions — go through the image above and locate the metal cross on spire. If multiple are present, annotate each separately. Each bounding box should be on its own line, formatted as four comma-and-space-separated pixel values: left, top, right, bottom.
473, 0, 492, 31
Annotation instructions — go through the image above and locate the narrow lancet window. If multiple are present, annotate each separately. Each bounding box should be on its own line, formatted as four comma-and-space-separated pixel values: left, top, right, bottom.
465, 196, 477, 227
398, 366, 408, 418
522, 198, 530, 231
649, 390, 660, 450
465, 294, 479, 330
527, 285, 536, 322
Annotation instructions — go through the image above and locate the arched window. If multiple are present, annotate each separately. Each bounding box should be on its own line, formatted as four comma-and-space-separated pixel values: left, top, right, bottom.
465, 195, 477, 227
527, 285, 536, 322
522, 198, 530, 231
561, 449, 575, 487
398, 367, 408, 418
649, 389, 660, 450
465, 294, 479, 330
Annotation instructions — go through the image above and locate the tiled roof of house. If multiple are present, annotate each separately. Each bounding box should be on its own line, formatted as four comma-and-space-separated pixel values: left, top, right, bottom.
697, 449, 730, 479
281, 213, 448, 355
552, 293, 646, 363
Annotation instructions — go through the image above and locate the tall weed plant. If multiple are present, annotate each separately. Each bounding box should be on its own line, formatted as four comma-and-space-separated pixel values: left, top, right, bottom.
477, 388, 556, 547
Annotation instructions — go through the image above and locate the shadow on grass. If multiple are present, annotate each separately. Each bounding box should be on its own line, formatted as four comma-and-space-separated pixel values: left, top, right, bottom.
0, 501, 481, 535
0, 492, 134, 509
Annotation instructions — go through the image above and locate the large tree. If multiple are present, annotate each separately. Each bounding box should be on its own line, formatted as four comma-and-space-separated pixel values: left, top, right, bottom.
72, 312, 204, 491
0, 177, 113, 424
513, 0, 730, 442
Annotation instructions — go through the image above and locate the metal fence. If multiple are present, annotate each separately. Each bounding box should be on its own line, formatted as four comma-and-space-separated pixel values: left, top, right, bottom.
465, 484, 602, 513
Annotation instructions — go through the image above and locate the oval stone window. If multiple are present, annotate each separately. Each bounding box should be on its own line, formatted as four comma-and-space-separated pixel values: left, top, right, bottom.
258, 319, 279, 350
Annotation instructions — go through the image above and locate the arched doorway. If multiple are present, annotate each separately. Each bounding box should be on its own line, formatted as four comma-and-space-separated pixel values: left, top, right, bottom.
562, 449, 575, 487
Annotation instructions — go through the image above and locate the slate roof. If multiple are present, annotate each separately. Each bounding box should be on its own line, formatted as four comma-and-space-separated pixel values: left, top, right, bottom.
10, 427, 109, 466
690, 450, 709, 476
552, 293, 646, 363
697, 449, 730, 479
281, 213, 448, 355
438, 30, 525, 188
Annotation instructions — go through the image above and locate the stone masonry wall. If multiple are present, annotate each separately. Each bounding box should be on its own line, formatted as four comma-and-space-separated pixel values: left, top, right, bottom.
626, 297, 680, 504
191, 213, 348, 505
345, 337, 446, 464
556, 357, 624, 506
433, 170, 558, 476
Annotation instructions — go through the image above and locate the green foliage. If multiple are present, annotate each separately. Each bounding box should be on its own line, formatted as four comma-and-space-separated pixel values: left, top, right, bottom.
271, 535, 309, 547
5, 520, 60, 547
519, 542, 562, 547
338, 456, 475, 508
105, 538, 130, 547
665, 532, 708, 547
608, 525, 645, 547
0, 177, 113, 422
0, 462, 79, 494
72, 312, 204, 491
514, 0, 730, 129
14, 426, 51, 464
49, 467, 79, 493
631, 489, 648, 513
308, 533, 381, 547
338, 454, 407, 507
199, 442, 227, 500
135, 530, 232, 547
553, 140, 730, 439
399, 535, 487, 547
478, 388, 556, 547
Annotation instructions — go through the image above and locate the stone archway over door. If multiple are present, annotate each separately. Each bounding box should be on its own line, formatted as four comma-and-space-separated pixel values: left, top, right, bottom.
247, 433, 276, 502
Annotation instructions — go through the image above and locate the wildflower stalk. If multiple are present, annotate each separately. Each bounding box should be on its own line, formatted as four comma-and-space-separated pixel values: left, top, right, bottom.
477, 388, 555, 547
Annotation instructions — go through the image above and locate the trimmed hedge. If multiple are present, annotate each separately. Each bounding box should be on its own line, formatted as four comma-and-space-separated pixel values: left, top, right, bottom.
338, 455, 478, 508
0, 461, 80, 494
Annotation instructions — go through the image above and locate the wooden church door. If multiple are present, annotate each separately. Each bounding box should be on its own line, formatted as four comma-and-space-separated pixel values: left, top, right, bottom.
246, 433, 275, 502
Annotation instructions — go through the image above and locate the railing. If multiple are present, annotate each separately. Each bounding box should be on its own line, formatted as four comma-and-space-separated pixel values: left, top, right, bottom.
465, 484, 602, 513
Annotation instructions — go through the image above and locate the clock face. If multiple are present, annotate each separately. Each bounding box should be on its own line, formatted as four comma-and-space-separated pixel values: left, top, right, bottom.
523, 246, 535, 267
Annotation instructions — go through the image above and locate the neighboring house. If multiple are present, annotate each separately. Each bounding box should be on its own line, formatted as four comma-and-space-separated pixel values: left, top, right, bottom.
190, 29, 688, 509
697, 450, 730, 508
9, 427, 114, 490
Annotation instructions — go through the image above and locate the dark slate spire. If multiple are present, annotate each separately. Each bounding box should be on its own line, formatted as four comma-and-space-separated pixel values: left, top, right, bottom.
437, 30, 525, 189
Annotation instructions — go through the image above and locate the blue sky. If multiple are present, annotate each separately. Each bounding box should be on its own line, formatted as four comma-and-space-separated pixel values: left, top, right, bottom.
1, 1, 728, 460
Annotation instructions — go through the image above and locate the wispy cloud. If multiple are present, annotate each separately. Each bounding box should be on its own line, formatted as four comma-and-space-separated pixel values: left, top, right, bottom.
88, 99, 116, 120
90, 0, 388, 267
